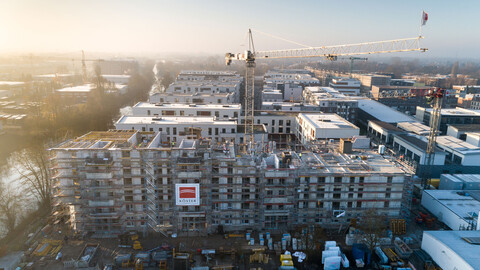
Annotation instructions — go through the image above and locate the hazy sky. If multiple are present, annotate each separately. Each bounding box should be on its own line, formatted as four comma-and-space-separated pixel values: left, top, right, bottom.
1, 0, 479, 58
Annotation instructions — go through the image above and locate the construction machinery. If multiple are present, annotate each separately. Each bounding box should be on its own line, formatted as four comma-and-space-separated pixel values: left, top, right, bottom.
225, 29, 427, 150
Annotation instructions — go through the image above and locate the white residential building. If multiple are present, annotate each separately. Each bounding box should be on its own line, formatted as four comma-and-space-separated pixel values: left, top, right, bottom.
296, 113, 360, 143
149, 92, 236, 104
329, 78, 361, 95
131, 102, 240, 120
115, 115, 238, 144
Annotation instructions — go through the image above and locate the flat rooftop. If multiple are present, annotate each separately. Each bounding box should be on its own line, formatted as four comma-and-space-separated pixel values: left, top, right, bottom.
436, 136, 480, 153
422, 107, 480, 117
424, 190, 480, 221
423, 230, 480, 268
300, 113, 359, 130
0, 81, 25, 86
448, 124, 480, 132
116, 115, 237, 126
358, 99, 417, 123
53, 130, 139, 149
394, 134, 443, 153
134, 102, 241, 110
369, 120, 404, 132
268, 149, 405, 174
169, 81, 240, 88
56, 84, 94, 93
397, 121, 431, 135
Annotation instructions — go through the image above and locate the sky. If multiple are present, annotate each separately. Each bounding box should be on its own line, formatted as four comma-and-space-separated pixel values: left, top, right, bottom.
0, 0, 479, 58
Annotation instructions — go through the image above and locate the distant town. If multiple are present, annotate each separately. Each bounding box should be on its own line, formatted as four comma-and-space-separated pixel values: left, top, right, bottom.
0, 51, 479, 270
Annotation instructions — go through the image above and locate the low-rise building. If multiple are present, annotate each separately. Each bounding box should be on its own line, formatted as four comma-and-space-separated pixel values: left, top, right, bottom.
421, 189, 480, 230
397, 121, 432, 136
416, 107, 480, 134
56, 84, 94, 103
329, 78, 361, 95
356, 99, 417, 128
262, 89, 283, 102
446, 124, 480, 140
303, 87, 358, 122
367, 120, 405, 146
436, 136, 480, 166
296, 113, 360, 143
422, 230, 480, 270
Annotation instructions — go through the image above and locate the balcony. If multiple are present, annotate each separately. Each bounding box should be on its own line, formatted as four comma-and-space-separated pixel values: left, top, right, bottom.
86, 157, 113, 166
177, 171, 202, 179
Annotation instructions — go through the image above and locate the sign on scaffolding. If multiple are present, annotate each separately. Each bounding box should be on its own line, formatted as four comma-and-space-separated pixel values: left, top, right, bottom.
175, 184, 200, 206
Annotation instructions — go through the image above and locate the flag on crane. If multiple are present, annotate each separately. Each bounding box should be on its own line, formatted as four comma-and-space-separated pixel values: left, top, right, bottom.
421, 11, 428, 26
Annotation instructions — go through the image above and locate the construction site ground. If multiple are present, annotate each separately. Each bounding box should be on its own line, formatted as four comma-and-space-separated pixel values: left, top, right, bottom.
23, 198, 447, 270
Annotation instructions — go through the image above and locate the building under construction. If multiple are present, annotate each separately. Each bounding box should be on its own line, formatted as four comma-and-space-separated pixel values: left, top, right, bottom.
51, 130, 409, 238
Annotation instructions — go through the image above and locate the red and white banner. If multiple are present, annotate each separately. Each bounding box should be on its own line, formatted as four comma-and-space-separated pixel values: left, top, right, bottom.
421, 11, 428, 26
176, 184, 200, 205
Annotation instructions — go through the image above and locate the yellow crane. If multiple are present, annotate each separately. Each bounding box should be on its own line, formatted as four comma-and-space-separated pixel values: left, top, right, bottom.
225, 29, 427, 150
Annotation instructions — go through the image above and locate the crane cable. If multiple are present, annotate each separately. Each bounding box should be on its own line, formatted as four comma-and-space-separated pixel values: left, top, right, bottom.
250, 28, 313, 48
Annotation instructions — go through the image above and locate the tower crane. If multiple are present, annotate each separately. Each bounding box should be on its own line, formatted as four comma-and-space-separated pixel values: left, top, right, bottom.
349, 57, 368, 76
226, 29, 427, 149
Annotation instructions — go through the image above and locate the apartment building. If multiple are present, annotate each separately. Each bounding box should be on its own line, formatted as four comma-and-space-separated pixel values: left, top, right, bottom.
131, 102, 241, 120
302, 87, 358, 122
149, 92, 236, 105
329, 78, 361, 95
114, 116, 239, 144
51, 130, 407, 237
296, 113, 360, 143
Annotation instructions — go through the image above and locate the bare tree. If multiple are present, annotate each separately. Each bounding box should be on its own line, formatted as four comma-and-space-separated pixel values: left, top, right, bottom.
14, 146, 52, 208
358, 208, 388, 252
0, 180, 22, 234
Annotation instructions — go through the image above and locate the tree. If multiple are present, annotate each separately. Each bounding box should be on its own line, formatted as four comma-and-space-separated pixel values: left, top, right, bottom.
14, 146, 52, 208
160, 72, 174, 91
358, 208, 388, 252
0, 180, 22, 234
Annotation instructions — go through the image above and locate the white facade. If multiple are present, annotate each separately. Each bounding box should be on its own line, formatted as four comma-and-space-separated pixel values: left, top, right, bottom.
436, 136, 480, 166
132, 102, 240, 120
262, 89, 283, 102
283, 83, 304, 102
329, 78, 361, 96
166, 81, 240, 95
392, 134, 446, 165
102, 75, 130, 84
422, 230, 480, 270
261, 102, 321, 113
149, 92, 235, 104
421, 190, 480, 230
115, 116, 238, 143
253, 113, 297, 134
296, 113, 360, 143
466, 132, 480, 147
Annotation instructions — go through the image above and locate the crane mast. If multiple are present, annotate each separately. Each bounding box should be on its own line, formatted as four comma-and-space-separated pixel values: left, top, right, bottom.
423, 88, 444, 188
226, 29, 427, 147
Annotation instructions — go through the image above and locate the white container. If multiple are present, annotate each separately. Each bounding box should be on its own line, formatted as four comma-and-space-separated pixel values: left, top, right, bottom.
378, 145, 386, 155
260, 238, 265, 246
325, 241, 337, 250
292, 238, 298, 251
281, 238, 287, 250
266, 232, 271, 239
246, 233, 251, 241
250, 238, 254, 245
259, 233, 263, 239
